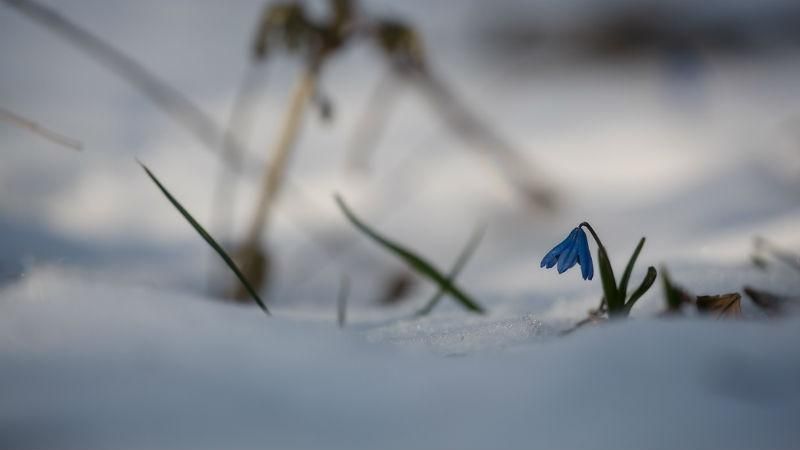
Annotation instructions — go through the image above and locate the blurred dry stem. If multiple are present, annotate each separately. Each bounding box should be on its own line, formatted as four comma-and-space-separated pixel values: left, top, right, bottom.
744, 286, 799, 317
1, 0, 257, 169
232, 63, 319, 299
753, 237, 800, 273
209, 69, 265, 245
409, 68, 555, 210
346, 17, 555, 208
345, 71, 401, 172
230, 0, 354, 299
337, 274, 350, 328
0, 107, 82, 151
246, 66, 319, 244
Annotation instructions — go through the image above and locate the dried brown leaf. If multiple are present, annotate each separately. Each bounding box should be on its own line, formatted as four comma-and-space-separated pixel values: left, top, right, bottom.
696, 293, 742, 319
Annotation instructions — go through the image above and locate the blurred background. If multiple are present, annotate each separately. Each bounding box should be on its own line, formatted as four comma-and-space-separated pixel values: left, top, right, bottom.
2, 0, 800, 320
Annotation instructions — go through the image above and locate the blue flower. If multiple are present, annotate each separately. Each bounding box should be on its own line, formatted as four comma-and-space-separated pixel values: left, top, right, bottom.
540, 227, 594, 280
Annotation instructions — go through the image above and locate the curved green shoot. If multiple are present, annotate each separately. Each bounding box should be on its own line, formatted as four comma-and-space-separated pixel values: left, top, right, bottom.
618, 237, 645, 300
335, 194, 485, 314
414, 225, 486, 317
624, 266, 657, 314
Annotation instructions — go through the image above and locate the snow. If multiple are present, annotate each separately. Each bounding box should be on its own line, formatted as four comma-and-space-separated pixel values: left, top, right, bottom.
2, 267, 800, 450
2, 0, 800, 448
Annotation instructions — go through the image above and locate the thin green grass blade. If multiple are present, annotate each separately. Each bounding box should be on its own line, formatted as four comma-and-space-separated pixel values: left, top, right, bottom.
598, 246, 623, 317
624, 266, 657, 314
335, 195, 485, 314
414, 224, 486, 317
618, 237, 645, 301
139, 162, 270, 315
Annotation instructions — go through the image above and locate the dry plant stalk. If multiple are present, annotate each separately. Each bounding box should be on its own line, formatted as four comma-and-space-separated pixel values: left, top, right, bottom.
2, 0, 256, 168
225, 0, 352, 300
231, 63, 320, 299
0, 107, 82, 151
345, 71, 401, 172
205, 70, 264, 293
410, 70, 555, 210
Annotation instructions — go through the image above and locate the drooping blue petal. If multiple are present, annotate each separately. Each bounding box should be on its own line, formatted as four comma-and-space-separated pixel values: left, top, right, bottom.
540, 228, 578, 268
541, 226, 595, 281
575, 228, 593, 280
540, 250, 556, 268
557, 237, 579, 273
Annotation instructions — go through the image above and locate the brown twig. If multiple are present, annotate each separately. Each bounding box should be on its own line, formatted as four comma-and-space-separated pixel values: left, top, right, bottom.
0, 107, 82, 151
206, 67, 265, 292
560, 298, 608, 336
406, 67, 556, 210
345, 70, 402, 172
232, 59, 322, 299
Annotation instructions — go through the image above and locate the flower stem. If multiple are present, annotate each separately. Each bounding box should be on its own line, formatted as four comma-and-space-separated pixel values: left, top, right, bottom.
579, 222, 605, 250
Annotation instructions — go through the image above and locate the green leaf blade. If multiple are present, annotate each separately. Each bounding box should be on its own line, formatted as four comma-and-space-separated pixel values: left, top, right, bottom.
661, 267, 680, 311
625, 266, 658, 313
335, 195, 485, 314
139, 162, 270, 315
618, 237, 645, 301
598, 246, 623, 317
415, 225, 486, 317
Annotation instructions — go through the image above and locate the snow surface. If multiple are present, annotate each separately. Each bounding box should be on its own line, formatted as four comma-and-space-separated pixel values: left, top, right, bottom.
2, 267, 800, 450
2, 0, 800, 448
